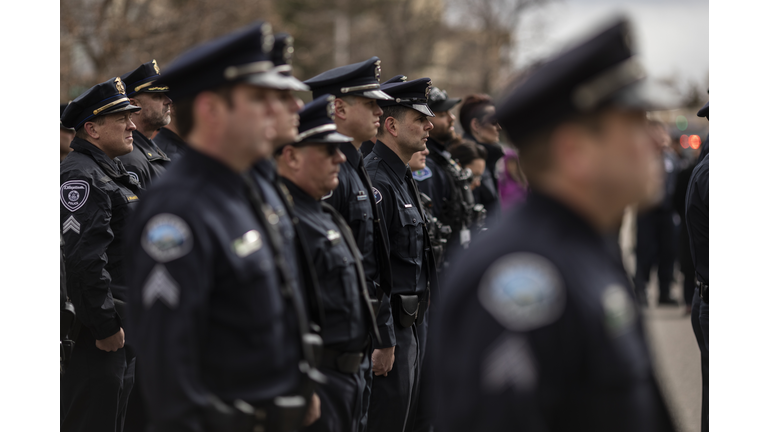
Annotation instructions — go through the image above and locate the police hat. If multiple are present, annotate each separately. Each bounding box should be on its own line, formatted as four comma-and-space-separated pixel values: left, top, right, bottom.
293, 95, 353, 145
697, 101, 709, 119
267, 33, 309, 91
378, 76, 435, 117
61, 77, 141, 130
154, 21, 306, 101
60, 103, 75, 131
121, 60, 169, 97
428, 86, 462, 112
494, 18, 681, 144
304, 57, 393, 101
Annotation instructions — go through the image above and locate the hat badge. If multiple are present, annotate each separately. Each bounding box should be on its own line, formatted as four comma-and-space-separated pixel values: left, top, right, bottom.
262, 23, 275, 53
115, 77, 126, 95
152, 59, 160, 75
374, 60, 382, 82
425, 81, 432, 98
284, 36, 295, 64
326, 95, 336, 120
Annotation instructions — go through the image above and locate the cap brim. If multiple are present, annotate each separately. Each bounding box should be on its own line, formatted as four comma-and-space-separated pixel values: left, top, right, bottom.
297, 131, 354, 145
608, 80, 683, 112
107, 103, 142, 115
359, 89, 394, 100
697, 102, 709, 118
429, 98, 462, 113
410, 103, 435, 117
245, 70, 310, 91
60, 121, 75, 132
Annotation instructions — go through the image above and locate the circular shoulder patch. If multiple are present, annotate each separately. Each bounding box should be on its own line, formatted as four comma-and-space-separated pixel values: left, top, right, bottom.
372, 187, 383, 204
141, 213, 194, 263
412, 167, 433, 181
478, 252, 566, 332
60, 180, 90, 212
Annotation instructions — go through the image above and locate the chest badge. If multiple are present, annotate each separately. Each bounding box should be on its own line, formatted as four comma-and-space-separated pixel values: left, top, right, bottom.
602, 284, 636, 337
232, 230, 263, 258
327, 230, 341, 245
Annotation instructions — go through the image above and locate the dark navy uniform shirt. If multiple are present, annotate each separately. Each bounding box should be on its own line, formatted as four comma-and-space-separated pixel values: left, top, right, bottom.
284, 178, 370, 353
60, 137, 141, 339
325, 142, 395, 347
117, 130, 171, 189
125, 148, 305, 430
685, 153, 709, 284
431, 192, 674, 432
153, 127, 188, 162
365, 141, 430, 300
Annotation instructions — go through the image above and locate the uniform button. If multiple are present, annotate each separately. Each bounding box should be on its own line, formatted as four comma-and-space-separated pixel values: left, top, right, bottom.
413, 218, 417, 223
363, 213, 367, 218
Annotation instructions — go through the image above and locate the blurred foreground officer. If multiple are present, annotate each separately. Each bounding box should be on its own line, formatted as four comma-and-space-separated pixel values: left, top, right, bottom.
277, 96, 380, 432
365, 77, 439, 432
60, 78, 142, 432
125, 22, 323, 431
116, 60, 172, 188
304, 56, 395, 431
431, 19, 677, 432
60, 103, 75, 161
687, 101, 709, 432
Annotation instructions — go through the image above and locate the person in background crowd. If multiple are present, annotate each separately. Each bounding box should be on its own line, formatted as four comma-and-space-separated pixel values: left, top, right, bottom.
497, 148, 528, 210
60, 77, 142, 432
116, 60, 173, 189
60, 103, 75, 161
634, 120, 680, 307
673, 136, 702, 313
448, 139, 487, 192
458, 94, 503, 218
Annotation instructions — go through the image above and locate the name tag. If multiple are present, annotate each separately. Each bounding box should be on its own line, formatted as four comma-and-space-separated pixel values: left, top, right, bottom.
232, 230, 263, 258
357, 191, 368, 201
327, 230, 341, 245
404, 204, 413, 208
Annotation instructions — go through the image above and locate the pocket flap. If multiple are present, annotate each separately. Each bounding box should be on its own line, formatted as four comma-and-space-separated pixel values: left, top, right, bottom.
398, 294, 420, 315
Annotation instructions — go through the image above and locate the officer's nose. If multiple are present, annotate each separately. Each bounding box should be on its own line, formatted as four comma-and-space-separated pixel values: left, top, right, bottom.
450, 112, 456, 122
334, 148, 346, 164
290, 95, 302, 113
426, 120, 434, 131
127, 118, 137, 131
374, 104, 383, 117
163, 94, 172, 105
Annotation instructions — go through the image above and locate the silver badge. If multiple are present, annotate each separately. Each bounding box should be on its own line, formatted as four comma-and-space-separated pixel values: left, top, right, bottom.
232, 229, 263, 258
374, 60, 381, 82
326, 95, 336, 120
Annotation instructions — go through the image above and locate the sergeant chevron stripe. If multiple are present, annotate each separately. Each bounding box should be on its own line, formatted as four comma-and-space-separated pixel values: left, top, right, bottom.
62, 215, 80, 235
143, 264, 180, 309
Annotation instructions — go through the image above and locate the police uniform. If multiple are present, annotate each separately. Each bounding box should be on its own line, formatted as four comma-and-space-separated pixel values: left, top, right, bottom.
304, 57, 395, 432
687, 101, 709, 432
364, 77, 439, 432
415, 86, 477, 268
125, 22, 323, 432
60, 78, 142, 432
116, 60, 173, 188
153, 127, 188, 161
431, 19, 676, 432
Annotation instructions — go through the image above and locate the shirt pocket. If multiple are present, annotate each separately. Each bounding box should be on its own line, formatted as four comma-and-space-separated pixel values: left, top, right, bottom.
394, 207, 423, 262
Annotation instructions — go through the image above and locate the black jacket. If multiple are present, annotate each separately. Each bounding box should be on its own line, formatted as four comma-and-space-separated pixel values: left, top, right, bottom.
60, 137, 141, 339
154, 127, 188, 162
116, 129, 171, 189
685, 154, 709, 284
432, 192, 674, 432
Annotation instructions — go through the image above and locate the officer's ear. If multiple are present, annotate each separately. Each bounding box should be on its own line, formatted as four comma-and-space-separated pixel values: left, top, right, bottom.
384, 116, 398, 137
334, 98, 348, 121
280, 145, 304, 172
82, 121, 100, 140
550, 122, 593, 183
470, 117, 481, 135
129, 97, 142, 110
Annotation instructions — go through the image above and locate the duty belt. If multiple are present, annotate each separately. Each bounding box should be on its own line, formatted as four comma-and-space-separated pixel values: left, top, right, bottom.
319, 347, 365, 374
696, 279, 709, 303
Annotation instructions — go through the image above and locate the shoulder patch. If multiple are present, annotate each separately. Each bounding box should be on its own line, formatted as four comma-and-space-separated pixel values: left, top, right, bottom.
478, 252, 565, 332
141, 213, 194, 263
127, 171, 140, 185
602, 284, 636, 337
60, 180, 90, 212
372, 187, 382, 204
412, 167, 433, 181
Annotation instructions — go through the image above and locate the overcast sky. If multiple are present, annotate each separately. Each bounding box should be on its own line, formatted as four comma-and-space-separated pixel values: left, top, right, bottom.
512, 0, 709, 87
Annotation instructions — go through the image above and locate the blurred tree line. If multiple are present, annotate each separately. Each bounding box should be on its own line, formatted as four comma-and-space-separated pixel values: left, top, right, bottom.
60, 0, 553, 103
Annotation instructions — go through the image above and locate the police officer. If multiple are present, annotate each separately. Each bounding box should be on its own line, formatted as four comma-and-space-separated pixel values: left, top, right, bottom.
414, 85, 477, 267
687, 100, 709, 432
116, 60, 173, 188
304, 56, 396, 431
430, 19, 677, 431
409, 147, 449, 269
276, 96, 380, 432
152, 107, 188, 161
124, 21, 322, 431
60, 103, 75, 161
60, 77, 142, 431
365, 76, 439, 432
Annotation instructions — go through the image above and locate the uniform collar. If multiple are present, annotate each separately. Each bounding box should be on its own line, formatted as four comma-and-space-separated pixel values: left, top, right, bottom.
372, 140, 408, 179
280, 177, 321, 211
133, 129, 170, 161
426, 137, 451, 162
70, 137, 134, 181
252, 158, 278, 182
184, 146, 246, 191
339, 142, 361, 168
156, 127, 187, 147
